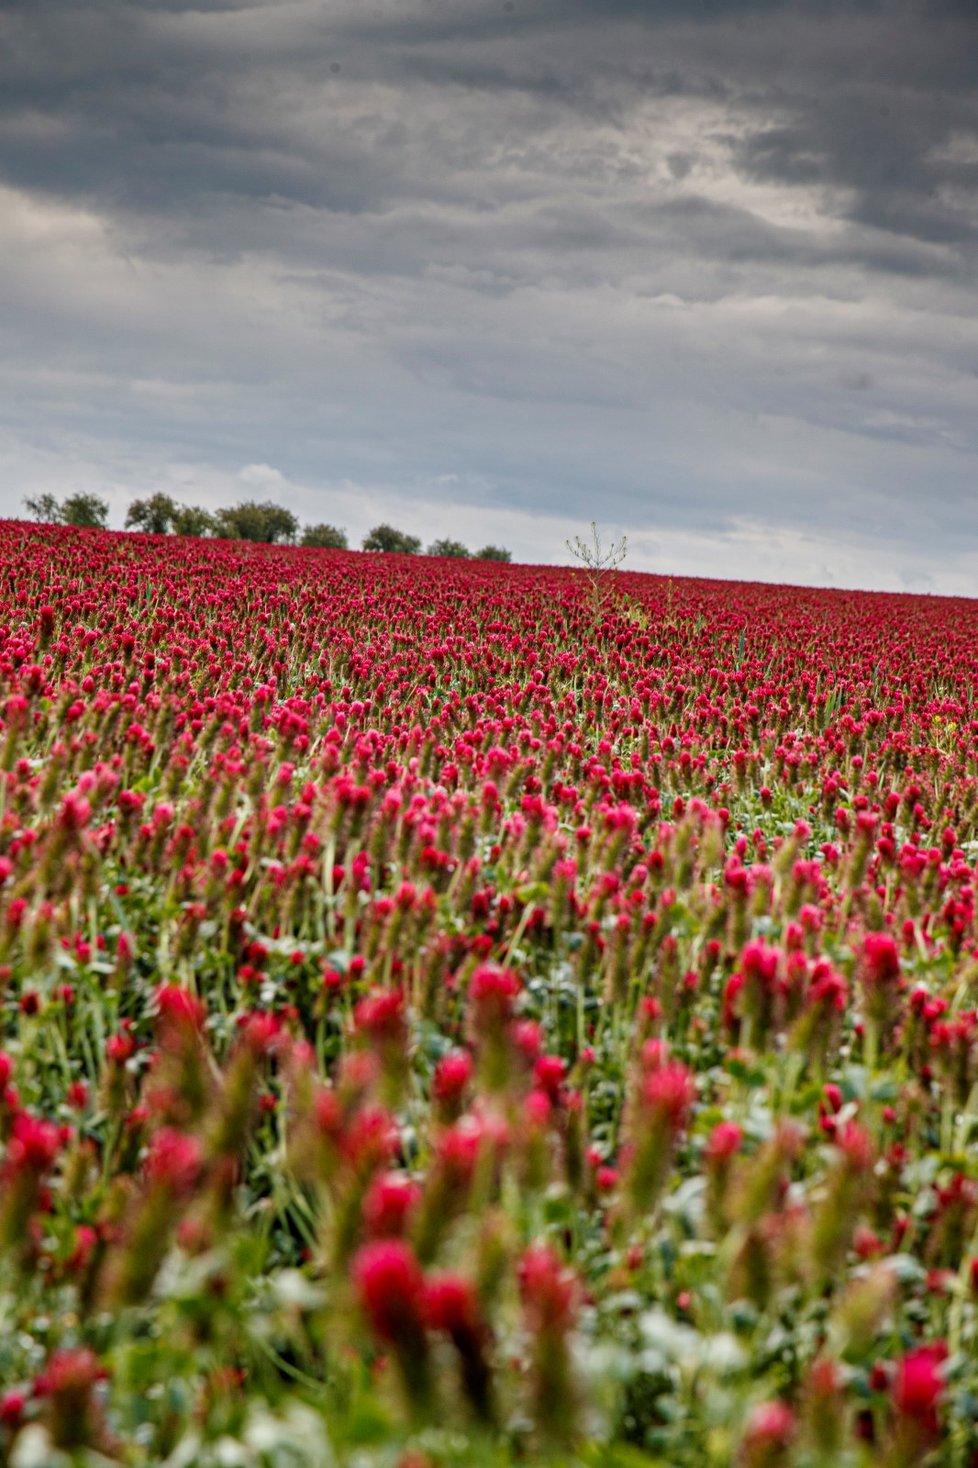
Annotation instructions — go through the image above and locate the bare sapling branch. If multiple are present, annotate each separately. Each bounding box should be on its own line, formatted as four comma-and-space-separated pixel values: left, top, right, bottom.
566, 521, 628, 619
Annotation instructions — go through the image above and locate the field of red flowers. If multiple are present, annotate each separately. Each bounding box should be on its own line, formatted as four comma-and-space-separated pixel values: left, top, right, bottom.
3, 521, 978, 1465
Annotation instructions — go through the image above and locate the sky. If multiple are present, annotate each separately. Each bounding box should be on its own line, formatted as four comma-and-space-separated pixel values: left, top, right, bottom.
1, 0, 977, 593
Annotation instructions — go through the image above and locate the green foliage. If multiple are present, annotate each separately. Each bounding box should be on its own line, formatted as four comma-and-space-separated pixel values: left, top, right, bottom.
427, 538, 471, 559
23, 491, 110, 529
62, 493, 110, 529
22, 491, 63, 524
170, 504, 217, 538
124, 496, 215, 537
124, 499, 215, 540
362, 523, 422, 554
213, 500, 300, 544
301, 523, 349, 550
475, 545, 512, 562
126, 493, 181, 534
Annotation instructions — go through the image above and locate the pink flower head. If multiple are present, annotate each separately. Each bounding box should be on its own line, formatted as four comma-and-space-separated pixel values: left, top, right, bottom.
513, 1020, 543, 1063
706, 1120, 744, 1165
34, 1346, 106, 1397
0, 1390, 25, 1429
741, 1400, 795, 1464
808, 961, 847, 1011
155, 983, 205, 1035
57, 794, 91, 833
353, 988, 405, 1042
68, 1223, 98, 1272
342, 1098, 396, 1165
836, 1119, 874, 1173
5, 1112, 60, 1176
643, 1061, 696, 1132
534, 1054, 567, 1102
362, 1171, 421, 1238
424, 1271, 481, 1341
106, 1029, 136, 1065
394, 880, 417, 911
739, 939, 780, 990
432, 1050, 473, 1104
352, 1238, 426, 1345
469, 964, 521, 1026
860, 932, 901, 988
144, 1127, 203, 1196
518, 1244, 577, 1334
237, 1010, 282, 1056
892, 1342, 947, 1441
434, 1115, 501, 1185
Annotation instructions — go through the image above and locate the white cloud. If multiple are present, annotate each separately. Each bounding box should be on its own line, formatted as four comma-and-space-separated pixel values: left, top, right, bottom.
0, 1, 976, 592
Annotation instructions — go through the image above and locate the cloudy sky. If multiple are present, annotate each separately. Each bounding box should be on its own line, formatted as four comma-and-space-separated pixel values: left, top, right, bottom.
1, 0, 977, 591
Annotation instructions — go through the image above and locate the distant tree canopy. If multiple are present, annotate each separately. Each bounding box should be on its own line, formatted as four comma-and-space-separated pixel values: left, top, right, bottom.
425, 538, 513, 562
126, 495, 218, 537
170, 505, 218, 538
24, 491, 109, 530
301, 523, 348, 550
362, 524, 422, 554
212, 501, 299, 545
20, 492, 510, 562
427, 538, 470, 559
125, 493, 180, 534
124, 494, 339, 547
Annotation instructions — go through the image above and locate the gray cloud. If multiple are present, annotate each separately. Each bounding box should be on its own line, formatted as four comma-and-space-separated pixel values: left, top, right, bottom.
0, 0, 976, 588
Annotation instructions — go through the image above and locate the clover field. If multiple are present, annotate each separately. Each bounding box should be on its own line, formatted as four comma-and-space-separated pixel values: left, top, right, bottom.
2, 523, 978, 1466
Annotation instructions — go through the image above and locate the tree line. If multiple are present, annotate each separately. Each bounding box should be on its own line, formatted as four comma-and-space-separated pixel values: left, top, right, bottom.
20, 492, 511, 561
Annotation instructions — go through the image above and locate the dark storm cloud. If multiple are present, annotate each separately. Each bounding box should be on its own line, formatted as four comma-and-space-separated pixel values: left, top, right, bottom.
0, 0, 976, 589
